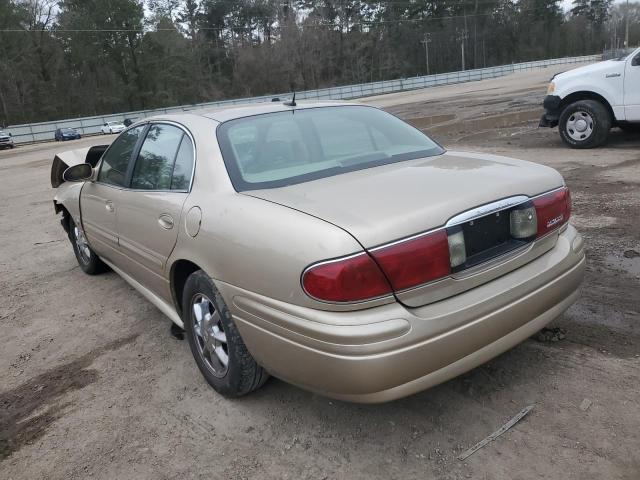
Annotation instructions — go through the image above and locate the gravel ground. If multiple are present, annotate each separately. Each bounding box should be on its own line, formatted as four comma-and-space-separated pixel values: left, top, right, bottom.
1, 65, 639, 480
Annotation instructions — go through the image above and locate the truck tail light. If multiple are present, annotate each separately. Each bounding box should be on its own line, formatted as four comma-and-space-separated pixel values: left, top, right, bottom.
533, 187, 571, 237
302, 253, 392, 303
370, 230, 451, 291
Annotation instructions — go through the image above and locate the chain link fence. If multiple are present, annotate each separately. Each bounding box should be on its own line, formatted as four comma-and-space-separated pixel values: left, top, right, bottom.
5, 54, 600, 145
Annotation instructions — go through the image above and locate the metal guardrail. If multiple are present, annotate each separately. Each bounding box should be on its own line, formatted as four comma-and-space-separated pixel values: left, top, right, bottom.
5, 54, 600, 144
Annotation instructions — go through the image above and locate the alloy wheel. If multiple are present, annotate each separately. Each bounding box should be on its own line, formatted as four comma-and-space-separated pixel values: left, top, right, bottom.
191, 293, 229, 377
73, 225, 91, 264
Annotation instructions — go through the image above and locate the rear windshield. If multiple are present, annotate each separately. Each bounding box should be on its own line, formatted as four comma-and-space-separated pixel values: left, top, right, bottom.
216, 105, 444, 191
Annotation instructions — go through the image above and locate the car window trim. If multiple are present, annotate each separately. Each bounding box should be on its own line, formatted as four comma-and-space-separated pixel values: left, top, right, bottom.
123, 120, 197, 194
96, 124, 148, 188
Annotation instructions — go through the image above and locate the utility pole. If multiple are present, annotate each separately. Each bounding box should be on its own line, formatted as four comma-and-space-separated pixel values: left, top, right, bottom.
421, 33, 432, 75
473, 0, 479, 69
625, 0, 630, 48
457, 29, 469, 71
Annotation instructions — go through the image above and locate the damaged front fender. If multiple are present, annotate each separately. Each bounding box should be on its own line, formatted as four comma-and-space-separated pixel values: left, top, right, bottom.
52, 144, 108, 231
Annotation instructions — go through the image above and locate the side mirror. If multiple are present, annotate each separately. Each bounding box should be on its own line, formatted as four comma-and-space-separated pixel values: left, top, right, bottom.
8, 133, 12, 137
63, 163, 93, 182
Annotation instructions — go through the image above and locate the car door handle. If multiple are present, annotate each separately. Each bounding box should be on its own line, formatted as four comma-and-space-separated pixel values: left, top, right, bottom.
158, 214, 174, 230
105, 200, 115, 212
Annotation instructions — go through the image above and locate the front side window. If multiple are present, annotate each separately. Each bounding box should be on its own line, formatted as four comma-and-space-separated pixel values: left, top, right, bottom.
217, 106, 444, 191
97, 126, 145, 187
131, 124, 193, 191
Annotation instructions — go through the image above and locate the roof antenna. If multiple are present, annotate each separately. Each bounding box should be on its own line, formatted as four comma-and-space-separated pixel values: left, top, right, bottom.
284, 90, 296, 107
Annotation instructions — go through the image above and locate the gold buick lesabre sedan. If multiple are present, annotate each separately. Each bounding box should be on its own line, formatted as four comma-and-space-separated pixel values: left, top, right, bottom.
51, 102, 585, 403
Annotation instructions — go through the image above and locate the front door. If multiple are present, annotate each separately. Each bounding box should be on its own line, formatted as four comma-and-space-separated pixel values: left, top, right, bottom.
624, 50, 640, 121
81, 125, 146, 262
81, 182, 120, 261
115, 123, 195, 301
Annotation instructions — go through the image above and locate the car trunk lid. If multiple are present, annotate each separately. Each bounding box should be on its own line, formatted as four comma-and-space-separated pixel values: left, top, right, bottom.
245, 151, 564, 247
246, 151, 567, 307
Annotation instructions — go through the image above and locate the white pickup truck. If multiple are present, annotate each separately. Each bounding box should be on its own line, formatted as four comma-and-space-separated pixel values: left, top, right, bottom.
539, 46, 640, 148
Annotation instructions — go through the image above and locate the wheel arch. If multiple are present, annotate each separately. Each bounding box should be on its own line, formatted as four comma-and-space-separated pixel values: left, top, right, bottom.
53, 181, 83, 233
170, 259, 203, 317
54, 201, 72, 234
559, 91, 615, 122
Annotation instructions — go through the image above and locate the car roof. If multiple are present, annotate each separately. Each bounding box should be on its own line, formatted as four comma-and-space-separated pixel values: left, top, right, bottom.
141, 100, 357, 125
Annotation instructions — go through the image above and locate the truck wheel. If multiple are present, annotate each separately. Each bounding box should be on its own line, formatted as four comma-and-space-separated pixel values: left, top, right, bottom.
183, 270, 269, 397
559, 100, 611, 149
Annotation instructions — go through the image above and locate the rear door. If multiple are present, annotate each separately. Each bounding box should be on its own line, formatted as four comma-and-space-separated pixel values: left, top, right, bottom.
81, 125, 145, 262
115, 122, 195, 300
624, 50, 640, 121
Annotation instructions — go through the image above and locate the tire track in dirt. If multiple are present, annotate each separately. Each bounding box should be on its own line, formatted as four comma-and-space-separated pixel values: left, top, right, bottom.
0, 334, 139, 461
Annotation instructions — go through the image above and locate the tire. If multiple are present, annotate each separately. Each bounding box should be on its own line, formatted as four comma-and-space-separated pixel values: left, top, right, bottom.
68, 217, 108, 275
182, 270, 268, 397
558, 100, 611, 149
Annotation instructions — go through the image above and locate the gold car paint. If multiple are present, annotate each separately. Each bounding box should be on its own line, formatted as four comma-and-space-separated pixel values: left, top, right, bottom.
53, 102, 585, 402
225, 226, 584, 402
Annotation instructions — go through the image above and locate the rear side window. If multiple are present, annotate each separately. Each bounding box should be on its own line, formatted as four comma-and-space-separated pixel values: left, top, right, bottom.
98, 126, 145, 187
171, 136, 194, 190
131, 124, 191, 190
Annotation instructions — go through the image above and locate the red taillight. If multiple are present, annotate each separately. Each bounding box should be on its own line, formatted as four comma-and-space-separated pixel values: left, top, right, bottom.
302, 253, 392, 303
533, 187, 571, 237
370, 229, 451, 291
303, 189, 571, 303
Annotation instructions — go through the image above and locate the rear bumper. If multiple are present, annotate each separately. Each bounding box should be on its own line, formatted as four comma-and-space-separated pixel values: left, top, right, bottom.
539, 95, 562, 128
221, 225, 585, 403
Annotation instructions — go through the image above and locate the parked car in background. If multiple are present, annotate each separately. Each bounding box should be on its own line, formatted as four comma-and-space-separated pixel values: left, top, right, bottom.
540, 46, 640, 148
52, 102, 585, 403
100, 121, 126, 135
123, 118, 137, 127
55, 127, 82, 141
0, 130, 14, 149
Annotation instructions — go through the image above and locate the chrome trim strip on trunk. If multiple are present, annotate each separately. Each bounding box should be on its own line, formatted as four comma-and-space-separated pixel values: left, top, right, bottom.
446, 195, 529, 227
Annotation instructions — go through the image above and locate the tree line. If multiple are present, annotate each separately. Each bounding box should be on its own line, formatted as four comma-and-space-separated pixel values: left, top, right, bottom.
0, 0, 638, 126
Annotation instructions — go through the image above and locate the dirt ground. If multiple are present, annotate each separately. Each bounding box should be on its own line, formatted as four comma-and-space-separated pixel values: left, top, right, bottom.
1, 64, 639, 480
